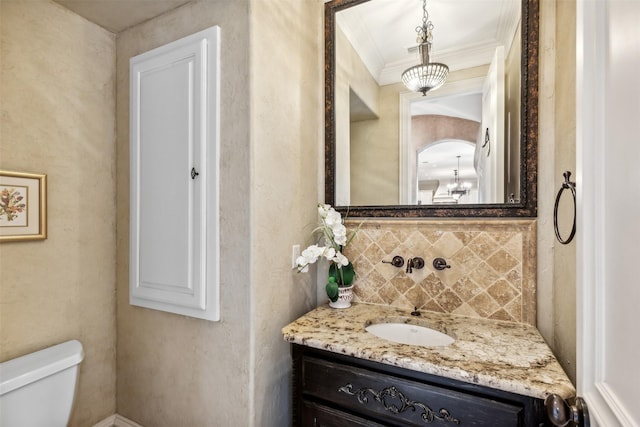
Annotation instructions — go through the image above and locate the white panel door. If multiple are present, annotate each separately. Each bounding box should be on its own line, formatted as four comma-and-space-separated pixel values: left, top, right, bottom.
130, 26, 220, 321
139, 46, 200, 305
576, 0, 640, 425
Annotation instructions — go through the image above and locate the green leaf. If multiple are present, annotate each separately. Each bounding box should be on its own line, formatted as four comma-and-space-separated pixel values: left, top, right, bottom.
325, 276, 339, 302
329, 262, 355, 287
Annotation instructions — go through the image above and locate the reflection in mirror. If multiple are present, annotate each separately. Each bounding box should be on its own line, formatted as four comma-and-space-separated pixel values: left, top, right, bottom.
418, 141, 477, 205
325, 0, 538, 217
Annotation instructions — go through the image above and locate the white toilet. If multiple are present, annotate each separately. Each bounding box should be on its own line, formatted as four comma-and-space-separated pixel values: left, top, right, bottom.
0, 339, 84, 427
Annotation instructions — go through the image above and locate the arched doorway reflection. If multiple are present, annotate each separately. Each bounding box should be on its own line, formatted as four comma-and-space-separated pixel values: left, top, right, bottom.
417, 140, 478, 205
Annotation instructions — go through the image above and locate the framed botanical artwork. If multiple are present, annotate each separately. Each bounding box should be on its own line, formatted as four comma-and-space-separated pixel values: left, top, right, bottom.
0, 171, 47, 242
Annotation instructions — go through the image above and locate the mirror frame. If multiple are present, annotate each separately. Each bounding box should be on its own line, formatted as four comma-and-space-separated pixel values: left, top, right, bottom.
324, 0, 538, 218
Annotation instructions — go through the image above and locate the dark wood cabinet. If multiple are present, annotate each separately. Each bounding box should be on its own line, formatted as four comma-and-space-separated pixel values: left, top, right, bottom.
302, 401, 387, 427
291, 345, 550, 427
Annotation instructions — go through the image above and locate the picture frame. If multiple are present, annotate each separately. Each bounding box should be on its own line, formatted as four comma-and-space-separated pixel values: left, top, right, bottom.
0, 171, 47, 242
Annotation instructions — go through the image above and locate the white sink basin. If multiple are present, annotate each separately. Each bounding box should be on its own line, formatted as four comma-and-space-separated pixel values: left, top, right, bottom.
365, 322, 455, 347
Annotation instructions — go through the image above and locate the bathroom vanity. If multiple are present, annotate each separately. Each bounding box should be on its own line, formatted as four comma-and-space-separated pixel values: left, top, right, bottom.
282, 303, 574, 427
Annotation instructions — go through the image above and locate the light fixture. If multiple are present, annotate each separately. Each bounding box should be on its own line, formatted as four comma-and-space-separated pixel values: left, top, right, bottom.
401, 0, 449, 96
447, 156, 472, 200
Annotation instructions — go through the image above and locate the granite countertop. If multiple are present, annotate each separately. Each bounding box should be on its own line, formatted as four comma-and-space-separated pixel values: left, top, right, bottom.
282, 302, 575, 400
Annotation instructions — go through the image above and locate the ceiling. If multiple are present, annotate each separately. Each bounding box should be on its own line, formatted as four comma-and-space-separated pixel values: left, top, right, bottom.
53, 0, 192, 33
52, 0, 519, 61
336, 0, 520, 85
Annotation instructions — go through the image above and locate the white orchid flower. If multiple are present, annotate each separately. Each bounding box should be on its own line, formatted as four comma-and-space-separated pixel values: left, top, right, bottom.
324, 210, 342, 227
296, 204, 360, 286
318, 204, 331, 218
333, 252, 349, 267
323, 247, 336, 261
296, 244, 326, 272
332, 224, 347, 246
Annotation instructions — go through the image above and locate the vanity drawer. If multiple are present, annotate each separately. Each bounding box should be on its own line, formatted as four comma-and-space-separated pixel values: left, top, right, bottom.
301, 356, 524, 427
301, 400, 387, 427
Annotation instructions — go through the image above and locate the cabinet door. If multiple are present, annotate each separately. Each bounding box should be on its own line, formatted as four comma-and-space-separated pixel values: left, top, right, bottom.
129, 26, 220, 321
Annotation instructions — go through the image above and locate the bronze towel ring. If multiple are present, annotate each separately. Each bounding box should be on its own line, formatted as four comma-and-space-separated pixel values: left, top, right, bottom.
554, 171, 576, 244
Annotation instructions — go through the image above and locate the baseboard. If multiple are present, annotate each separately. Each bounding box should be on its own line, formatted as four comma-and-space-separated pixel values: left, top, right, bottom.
93, 414, 144, 427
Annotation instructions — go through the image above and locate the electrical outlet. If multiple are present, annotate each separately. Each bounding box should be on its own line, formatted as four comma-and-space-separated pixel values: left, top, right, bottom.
291, 244, 301, 269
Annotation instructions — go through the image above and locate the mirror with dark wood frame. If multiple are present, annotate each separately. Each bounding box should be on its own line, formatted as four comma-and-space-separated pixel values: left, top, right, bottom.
325, 0, 538, 217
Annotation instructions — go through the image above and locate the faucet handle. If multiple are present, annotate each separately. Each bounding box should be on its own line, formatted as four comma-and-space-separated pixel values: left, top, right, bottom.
382, 256, 405, 268
433, 257, 451, 270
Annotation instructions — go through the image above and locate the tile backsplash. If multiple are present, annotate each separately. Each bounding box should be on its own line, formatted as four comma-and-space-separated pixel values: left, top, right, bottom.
343, 219, 536, 325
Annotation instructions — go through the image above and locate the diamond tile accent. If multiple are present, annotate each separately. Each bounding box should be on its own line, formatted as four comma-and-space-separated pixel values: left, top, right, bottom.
432, 232, 465, 257
390, 275, 415, 294
468, 292, 501, 318
452, 277, 484, 301
435, 289, 464, 312
489, 308, 516, 322
452, 246, 483, 275
422, 273, 446, 298
487, 279, 519, 306
487, 249, 520, 275
376, 231, 402, 254
405, 285, 430, 308
352, 254, 374, 277
379, 283, 401, 302
467, 233, 500, 259
343, 219, 537, 325
363, 243, 386, 264
468, 262, 501, 290
452, 231, 476, 245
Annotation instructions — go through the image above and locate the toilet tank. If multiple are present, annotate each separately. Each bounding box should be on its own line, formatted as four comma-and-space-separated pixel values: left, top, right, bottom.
0, 340, 84, 427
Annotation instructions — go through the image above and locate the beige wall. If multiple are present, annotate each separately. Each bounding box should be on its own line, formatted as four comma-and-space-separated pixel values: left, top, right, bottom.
336, 25, 379, 116
553, 1, 576, 382
537, 0, 577, 382
350, 83, 401, 205
0, 0, 117, 425
553, 0, 577, 383
335, 24, 379, 205
115, 0, 322, 426
250, 1, 323, 423
115, 1, 252, 425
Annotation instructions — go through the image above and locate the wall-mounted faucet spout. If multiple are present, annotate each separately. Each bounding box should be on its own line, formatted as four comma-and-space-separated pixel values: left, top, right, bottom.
406, 257, 425, 273
406, 258, 414, 273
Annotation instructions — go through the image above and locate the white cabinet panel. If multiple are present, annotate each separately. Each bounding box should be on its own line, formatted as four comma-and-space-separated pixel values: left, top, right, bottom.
130, 26, 220, 321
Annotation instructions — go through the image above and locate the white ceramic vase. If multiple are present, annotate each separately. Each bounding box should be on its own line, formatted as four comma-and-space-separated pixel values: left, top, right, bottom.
329, 285, 354, 309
